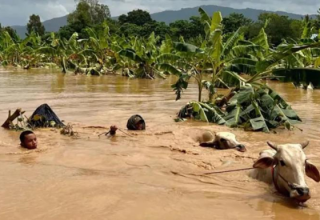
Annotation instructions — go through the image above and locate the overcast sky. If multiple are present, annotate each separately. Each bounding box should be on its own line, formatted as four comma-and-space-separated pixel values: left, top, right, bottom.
1, 0, 319, 26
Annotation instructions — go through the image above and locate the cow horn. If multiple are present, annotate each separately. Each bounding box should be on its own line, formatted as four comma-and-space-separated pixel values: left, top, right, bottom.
300, 141, 309, 149
267, 142, 278, 151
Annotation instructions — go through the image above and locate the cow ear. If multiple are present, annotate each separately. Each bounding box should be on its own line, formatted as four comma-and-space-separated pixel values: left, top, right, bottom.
253, 156, 275, 169
306, 161, 320, 182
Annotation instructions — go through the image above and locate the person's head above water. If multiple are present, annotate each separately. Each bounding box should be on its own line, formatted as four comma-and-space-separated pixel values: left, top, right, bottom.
127, 115, 146, 130
135, 118, 144, 130
20, 130, 37, 149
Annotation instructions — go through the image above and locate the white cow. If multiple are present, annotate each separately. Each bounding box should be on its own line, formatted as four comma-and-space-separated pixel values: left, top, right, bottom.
251, 141, 320, 203
199, 131, 246, 152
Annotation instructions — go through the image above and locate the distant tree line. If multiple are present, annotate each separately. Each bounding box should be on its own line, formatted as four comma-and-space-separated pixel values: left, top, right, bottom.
1, 0, 320, 46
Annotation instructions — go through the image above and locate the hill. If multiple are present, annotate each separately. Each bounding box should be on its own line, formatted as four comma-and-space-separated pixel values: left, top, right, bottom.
151, 5, 316, 24
12, 5, 317, 38
12, 15, 68, 38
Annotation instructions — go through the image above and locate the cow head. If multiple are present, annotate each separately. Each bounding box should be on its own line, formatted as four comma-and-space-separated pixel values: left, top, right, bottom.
253, 141, 320, 203
215, 132, 246, 152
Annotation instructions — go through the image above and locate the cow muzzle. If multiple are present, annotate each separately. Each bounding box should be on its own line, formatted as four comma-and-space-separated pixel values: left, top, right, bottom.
290, 187, 310, 203
235, 144, 246, 152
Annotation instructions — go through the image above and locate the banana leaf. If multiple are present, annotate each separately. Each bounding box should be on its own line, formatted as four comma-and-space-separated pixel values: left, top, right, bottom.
228, 58, 257, 74
225, 104, 242, 127
215, 71, 242, 88
119, 49, 143, 63
233, 85, 254, 105
155, 63, 181, 76
176, 85, 301, 132
252, 28, 269, 51
250, 116, 270, 132
202, 80, 216, 95
179, 101, 226, 125
200, 104, 226, 125
191, 102, 209, 122
210, 12, 223, 32
256, 42, 320, 72
172, 73, 190, 101
223, 28, 243, 57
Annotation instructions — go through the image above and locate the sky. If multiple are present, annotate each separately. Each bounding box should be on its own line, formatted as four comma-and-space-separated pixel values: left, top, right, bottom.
0, 0, 319, 26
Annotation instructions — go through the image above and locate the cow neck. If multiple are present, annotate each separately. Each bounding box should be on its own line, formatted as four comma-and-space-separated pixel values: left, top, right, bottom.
271, 165, 290, 196
271, 165, 281, 192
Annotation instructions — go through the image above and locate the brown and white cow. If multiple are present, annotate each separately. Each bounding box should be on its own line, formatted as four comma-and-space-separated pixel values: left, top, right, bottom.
199, 131, 246, 152
251, 141, 320, 203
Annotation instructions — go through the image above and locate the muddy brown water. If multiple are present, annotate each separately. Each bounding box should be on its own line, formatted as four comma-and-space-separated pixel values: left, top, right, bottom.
1, 68, 320, 220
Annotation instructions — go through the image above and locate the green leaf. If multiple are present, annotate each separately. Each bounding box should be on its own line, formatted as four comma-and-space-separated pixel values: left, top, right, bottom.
210, 11, 223, 32
223, 28, 243, 57
192, 102, 209, 122
156, 53, 181, 63
252, 28, 269, 50
199, 103, 226, 125
256, 42, 320, 72
210, 30, 223, 60
156, 63, 181, 75
119, 49, 143, 63
314, 57, 320, 68
172, 73, 190, 100
228, 58, 257, 74
234, 85, 254, 105
202, 80, 216, 96
250, 116, 270, 132
198, 8, 211, 24
198, 8, 211, 36
225, 104, 242, 127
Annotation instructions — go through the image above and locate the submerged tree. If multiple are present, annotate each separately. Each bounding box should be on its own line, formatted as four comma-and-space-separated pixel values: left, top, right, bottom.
27, 14, 45, 36
222, 13, 252, 34
0, 26, 19, 42
72, 0, 111, 24
118, 9, 153, 26
61, 0, 111, 39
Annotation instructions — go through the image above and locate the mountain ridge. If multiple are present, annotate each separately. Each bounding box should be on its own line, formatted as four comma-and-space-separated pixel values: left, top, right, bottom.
11, 5, 317, 38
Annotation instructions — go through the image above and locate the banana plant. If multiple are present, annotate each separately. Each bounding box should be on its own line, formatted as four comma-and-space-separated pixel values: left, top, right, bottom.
172, 8, 266, 102
116, 32, 181, 79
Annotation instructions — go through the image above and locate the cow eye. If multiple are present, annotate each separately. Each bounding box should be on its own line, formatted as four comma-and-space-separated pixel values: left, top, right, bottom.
280, 160, 286, 166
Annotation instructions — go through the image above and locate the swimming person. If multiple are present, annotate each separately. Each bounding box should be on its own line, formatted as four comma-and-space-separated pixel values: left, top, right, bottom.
20, 130, 38, 149
127, 115, 146, 130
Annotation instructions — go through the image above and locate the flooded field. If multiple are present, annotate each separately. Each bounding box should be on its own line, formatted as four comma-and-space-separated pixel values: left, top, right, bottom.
1, 68, 320, 220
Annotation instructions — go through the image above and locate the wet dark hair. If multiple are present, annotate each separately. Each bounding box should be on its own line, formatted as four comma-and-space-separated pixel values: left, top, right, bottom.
20, 130, 34, 143
127, 115, 146, 130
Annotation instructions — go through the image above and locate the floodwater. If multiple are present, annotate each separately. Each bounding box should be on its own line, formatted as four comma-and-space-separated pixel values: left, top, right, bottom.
0, 68, 320, 220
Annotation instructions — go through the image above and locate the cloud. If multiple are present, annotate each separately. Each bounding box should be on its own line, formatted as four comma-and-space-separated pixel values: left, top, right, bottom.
0, 0, 319, 26
0, 0, 74, 26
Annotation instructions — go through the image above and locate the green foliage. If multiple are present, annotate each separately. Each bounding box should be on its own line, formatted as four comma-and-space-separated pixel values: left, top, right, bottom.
71, 0, 111, 24
27, 14, 45, 36
60, 0, 111, 39
169, 16, 205, 41
171, 9, 263, 102
222, 13, 252, 34
119, 9, 153, 26
170, 8, 319, 132
0, 26, 20, 42
246, 13, 304, 46
177, 85, 301, 132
